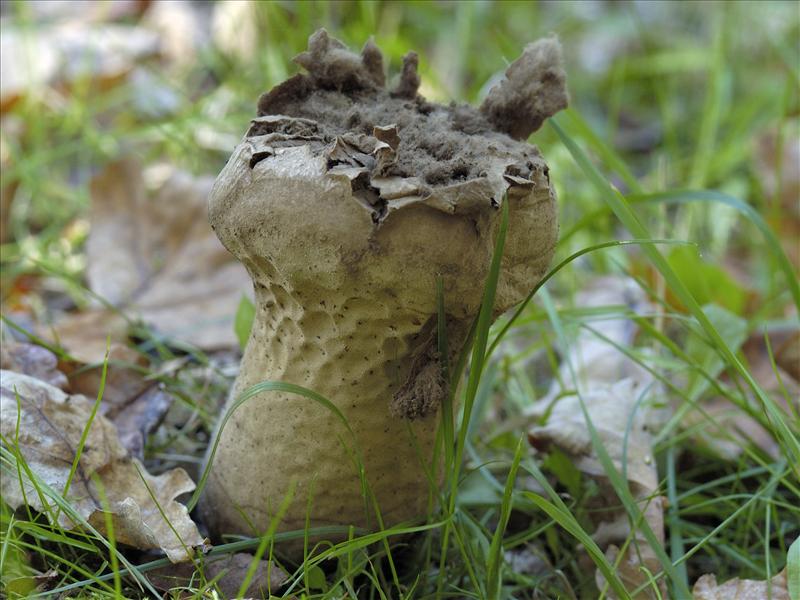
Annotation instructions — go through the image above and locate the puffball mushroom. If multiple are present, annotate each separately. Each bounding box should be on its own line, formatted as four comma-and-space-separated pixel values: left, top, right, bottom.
200, 30, 567, 552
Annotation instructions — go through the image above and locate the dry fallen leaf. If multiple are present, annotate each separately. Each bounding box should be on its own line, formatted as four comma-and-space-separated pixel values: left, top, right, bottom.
47, 158, 250, 361
0, 370, 204, 562
0, 342, 68, 390
692, 569, 789, 599
527, 276, 669, 600
46, 309, 130, 365
57, 344, 174, 460
148, 552, 288, 597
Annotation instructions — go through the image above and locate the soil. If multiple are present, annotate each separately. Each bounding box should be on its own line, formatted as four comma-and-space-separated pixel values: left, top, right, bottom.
254, 29, 567, 189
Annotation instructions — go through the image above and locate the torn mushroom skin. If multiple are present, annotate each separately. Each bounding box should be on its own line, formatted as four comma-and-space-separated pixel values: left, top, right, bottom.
200, 29, 567, 552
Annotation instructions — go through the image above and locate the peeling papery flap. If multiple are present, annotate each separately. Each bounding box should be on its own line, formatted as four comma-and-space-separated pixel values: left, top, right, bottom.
504, 173, 535, 189
328, 166, 370, 182
330, 168, 536, 222
423, 177, 504, 214
247, 115, 322, 138
248, 143, 328, 180
244, 112, 542, 222
371, 176, 423, 200
326, 132, 394, 172
372, 124, 400, 149
247, 135, 322, 168
327, 136, 376, 169
245, 116, 328, 168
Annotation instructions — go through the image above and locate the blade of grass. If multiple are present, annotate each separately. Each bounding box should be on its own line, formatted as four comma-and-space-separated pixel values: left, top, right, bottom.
91, 475, 122, 598
451, 197, 509, 499
627, 189, 800, 312
689, 14, 726, 190
486, 238, 693, 358
61, 342, 109, 500
439, 196, 509, 596
521, 459, 631, 600
237, 480, 296, 599
539, 286, 691, 597
486, 436, 525, 600
0, 445, 160, 597
563, 108, 642, 194
788, 536, 799, 600
666, 446, 689, 592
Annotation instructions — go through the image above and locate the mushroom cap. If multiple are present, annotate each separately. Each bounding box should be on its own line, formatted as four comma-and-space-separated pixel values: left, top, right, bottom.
209, 28, 563, 319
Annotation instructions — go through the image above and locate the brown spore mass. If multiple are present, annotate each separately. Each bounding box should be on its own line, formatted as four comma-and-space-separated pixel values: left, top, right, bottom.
255, 29, 568, 190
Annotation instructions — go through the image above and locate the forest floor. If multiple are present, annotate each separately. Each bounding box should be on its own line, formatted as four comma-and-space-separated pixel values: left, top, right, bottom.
1, 1, 798, 599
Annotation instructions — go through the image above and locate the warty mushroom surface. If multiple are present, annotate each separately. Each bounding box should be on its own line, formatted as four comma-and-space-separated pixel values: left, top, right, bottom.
200, 29, 567, 554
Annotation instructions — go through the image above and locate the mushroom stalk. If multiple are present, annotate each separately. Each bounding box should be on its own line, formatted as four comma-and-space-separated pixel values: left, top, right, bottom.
200, 30, 567, 553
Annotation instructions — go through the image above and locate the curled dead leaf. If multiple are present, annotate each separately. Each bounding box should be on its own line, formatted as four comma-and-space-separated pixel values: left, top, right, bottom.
692, 569, 789, 599
46, 309, 129, 365
0, 370, 204, 562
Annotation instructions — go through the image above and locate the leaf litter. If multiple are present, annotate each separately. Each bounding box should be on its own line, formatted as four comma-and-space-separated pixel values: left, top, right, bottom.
526, 276, 797, 597
527, 276, 670, 599
0, 338, 285, 590
692, 570, 790, 600
0, 369, 205, 563
44, 158, 251, 361
1, 340, 174, 460
58, 344, 175, 461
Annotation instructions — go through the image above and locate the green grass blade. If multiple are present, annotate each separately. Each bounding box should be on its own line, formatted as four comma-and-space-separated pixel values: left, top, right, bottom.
563, 108, 642, 193
667, 445, 688, 592
486, 238, 693, 358
236, 481, 296, 599
61, 342, 109, 499
486, 436, 525, 600
0, 446, 160, 597
689, 15, 726, 190
521, 459, 631, 600
627, 189, 800, 312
